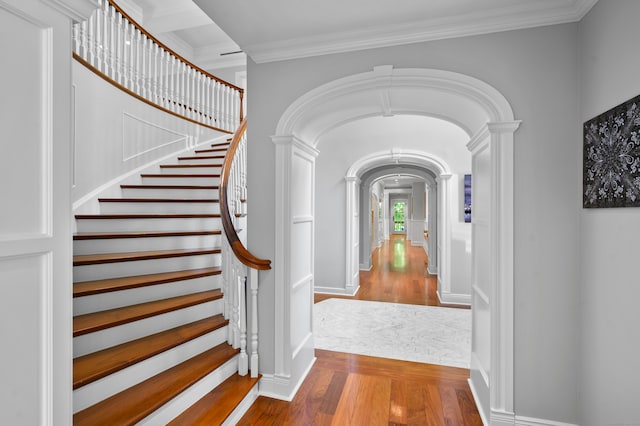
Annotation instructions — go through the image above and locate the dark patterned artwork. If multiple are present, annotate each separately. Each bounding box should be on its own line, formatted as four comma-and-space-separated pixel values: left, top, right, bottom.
584, 94, 640, 208
464, 174, 472, 222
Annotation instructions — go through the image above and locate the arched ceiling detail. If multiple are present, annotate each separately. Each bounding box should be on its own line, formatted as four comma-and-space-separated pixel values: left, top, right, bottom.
275, 65, 515, 147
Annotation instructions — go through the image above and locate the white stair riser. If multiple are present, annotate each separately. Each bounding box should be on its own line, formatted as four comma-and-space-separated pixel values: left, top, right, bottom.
121, 187, 219, 199
160, 166, 222, 175
141, 176, 220, 186
99, 201, 220, 215
74, 298, 224, 357
76, 217, 222, 233
74, 274, 222, 315
73, 327, 228, 413
74, 253, 221, 282
74, 234, 222, 255
223, 383, 260, 426
137, 356, 238, 426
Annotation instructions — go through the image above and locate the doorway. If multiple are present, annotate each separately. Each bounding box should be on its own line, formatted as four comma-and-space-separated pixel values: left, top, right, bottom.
392, 201, 406, 234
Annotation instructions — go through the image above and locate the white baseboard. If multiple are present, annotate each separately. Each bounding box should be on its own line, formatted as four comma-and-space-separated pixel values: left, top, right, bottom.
410, 240, 423, 246
436, 289, 471, 306
359, 264, 372, 271
427, 266, 438, 274
467, 378, 488, 426
490, 410, 516, 426
258, 356, 316, 401
515, 415, 578, 426
314, 285, 360, 297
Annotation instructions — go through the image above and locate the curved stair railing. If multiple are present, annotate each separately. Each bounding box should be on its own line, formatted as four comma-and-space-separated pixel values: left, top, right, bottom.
220, 117, 271, 376
73, 0, 243, 132
71, 0, 269, 393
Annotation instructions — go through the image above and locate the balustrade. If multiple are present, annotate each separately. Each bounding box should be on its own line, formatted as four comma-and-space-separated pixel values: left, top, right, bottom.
72, 0, 243, 132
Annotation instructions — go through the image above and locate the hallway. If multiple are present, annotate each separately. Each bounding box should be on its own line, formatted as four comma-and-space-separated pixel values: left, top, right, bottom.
316, 235, 470, 309
239, 236, 481, 425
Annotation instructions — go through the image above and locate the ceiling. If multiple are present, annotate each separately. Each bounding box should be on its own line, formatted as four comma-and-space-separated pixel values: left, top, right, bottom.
119, 0, 597, 71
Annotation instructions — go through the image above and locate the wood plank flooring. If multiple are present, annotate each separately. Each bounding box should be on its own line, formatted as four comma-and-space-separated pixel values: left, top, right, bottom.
315, 234, 469, 308
240, 235, 480, 425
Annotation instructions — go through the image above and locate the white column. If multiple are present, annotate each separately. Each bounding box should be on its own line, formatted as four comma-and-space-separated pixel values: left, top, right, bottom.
344, 176, 360, 291
267, 135, 319, 399
436, 174, 452, 301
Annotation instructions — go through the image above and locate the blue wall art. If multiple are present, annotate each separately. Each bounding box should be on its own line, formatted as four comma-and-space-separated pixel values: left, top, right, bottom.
584, 94, 640, 208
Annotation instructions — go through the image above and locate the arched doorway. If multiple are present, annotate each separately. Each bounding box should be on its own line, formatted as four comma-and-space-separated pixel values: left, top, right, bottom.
270, 66, 520, 421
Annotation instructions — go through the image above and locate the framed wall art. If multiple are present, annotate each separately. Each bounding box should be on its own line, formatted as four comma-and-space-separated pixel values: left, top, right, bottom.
583, 93, 640, 208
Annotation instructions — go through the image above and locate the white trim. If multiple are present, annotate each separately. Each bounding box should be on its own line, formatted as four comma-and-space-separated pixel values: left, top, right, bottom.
436, 289, 471, 306
473, 284, 490, 305
292, 332, 313, 359
292, 274, 313, 291
515, 415, 579, 426
491, 410, 516, 426
358, 264, 372, 271
314, 285, 360, 296
121, 112, 188, 161
467, 378, 488, 426
258, 356, 316, 402
292, 215, 314, 224
346, 149, 451, 178
245, 1, 598, 63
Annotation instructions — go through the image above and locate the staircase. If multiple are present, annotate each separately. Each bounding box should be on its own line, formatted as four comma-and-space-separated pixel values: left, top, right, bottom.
72, 139, 259, 425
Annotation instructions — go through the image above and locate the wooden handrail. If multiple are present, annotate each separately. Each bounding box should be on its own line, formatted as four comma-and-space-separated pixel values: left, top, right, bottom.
107, 0, 244, 96
220, 118, 272, 270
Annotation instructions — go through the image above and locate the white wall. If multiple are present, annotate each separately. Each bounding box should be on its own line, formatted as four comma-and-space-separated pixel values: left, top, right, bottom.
578, 2, 640, 424
248, 21, 581, 422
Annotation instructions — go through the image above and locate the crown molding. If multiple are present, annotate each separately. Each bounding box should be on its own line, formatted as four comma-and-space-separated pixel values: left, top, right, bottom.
245, 0, 599, 63
40, 0, 99, 21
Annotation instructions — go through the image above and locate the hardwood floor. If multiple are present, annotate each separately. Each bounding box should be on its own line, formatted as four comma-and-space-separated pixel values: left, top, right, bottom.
315, 234, 469, 309
239, 235, 480, 425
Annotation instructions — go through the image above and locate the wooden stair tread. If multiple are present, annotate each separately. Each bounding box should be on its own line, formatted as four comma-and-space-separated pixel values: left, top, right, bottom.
211, 142, 231, 147
120, 184, 219, 190
73, 343, 239, 425
195, 148, 227, 153
74, 230, 221, 240
75, 213, 221, 219
73, 289, 223, 336
73, 247, 221, 266
74, 267, 222, 297
140, 173, 221, 178
98, 197, 219, 203
73, 315, 228, 389
178, 155, 225, 160
168, 374, 260, 425
160, 164, 222, 168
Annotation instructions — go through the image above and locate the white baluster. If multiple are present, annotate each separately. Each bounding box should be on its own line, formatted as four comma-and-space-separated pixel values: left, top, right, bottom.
238, 274, 248, 376
249, 268, 259, 377
114, 12, 127, 85
80, 20, 88, 60
153, 44, 159, 104
95, 5, 103, 71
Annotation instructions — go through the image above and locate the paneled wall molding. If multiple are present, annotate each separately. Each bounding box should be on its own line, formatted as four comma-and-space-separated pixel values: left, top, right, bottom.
270, 132, 317, 400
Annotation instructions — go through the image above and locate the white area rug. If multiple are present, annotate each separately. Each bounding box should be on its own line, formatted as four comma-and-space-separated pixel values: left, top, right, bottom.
314, 299, 471, 368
